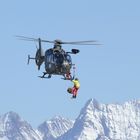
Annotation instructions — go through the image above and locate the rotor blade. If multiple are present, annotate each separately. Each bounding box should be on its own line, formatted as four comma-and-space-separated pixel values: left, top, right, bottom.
62, 43, 102, 45
17, 38, 39, 42
16, 36, 39, 42
16, 35, 55, 43
41, 40, 100, 45
15, 35, 38, 40
61, 40, 97, 44
16, 35, 101, 45
41, 39, 55, 43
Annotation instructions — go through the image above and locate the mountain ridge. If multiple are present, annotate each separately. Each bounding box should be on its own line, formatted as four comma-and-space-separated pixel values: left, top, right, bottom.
57, 98, 140, 140
1, 99, 140, 140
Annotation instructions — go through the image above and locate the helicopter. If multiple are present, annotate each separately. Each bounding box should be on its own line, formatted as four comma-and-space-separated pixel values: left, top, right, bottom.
16, 36, 100, 80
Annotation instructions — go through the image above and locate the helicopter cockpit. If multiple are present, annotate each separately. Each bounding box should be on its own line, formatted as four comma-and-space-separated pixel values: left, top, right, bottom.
44, 48, 72, 75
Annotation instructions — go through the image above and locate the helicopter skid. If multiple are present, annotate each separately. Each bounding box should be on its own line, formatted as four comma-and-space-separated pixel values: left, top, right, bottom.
38, 73, 51, 79
61, 77, 72, 80
61, 74, 74, 81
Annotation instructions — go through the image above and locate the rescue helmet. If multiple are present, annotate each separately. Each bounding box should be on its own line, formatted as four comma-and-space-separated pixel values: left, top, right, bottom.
75, 78, 79, 81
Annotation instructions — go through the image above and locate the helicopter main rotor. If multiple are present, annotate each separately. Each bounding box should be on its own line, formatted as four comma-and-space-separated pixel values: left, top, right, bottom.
16, 35, 101, 46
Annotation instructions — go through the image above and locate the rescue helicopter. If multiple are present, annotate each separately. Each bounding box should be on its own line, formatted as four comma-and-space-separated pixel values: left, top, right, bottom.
16, 36, 100, 80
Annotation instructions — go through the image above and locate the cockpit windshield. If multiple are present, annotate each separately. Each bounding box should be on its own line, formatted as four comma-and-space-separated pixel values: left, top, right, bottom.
65, 54, 72, 64
45, 49, 54, 64
54, 53, 64, 65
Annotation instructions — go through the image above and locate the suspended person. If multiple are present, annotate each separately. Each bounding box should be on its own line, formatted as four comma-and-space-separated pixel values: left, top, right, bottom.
71, 78, 80, 98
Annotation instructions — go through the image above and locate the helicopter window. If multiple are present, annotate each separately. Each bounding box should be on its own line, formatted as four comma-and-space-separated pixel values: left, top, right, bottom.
66, 54, 72, 63
54, 53, 64, 65
45, 49, 54, 64
48, 55, 53, 63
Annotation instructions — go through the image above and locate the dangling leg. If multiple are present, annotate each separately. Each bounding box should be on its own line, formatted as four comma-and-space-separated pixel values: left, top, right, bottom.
71, 87, 77, 99
72, 87, 78, 98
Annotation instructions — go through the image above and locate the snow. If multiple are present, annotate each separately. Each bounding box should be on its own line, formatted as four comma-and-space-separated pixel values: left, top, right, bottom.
37, 116, 74, 140
57, 99, 140, 140
0, 111, 41, 140
1, 99, 140, 140
0, 136, 9, 140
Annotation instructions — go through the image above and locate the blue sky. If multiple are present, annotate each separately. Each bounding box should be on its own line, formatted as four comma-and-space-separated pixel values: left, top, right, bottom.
0, 0, 140, 127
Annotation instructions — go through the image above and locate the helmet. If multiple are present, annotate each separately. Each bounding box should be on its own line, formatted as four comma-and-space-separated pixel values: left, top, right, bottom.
75, 78, 79, 81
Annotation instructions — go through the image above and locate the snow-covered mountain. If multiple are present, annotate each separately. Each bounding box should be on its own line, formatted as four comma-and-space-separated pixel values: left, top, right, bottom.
0, 111, 41, 140
0, 112, 73, 140
37, 116, 74, 140
57, 99, 140, 140
1, 99, 140, 140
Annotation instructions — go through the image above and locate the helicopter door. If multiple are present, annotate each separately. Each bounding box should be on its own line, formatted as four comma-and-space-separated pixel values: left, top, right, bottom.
45, 49, 55, 73
66, 54, 72, 65
52, 52, 64, 74
62, 54, 72, 73
54, 53, 64, 66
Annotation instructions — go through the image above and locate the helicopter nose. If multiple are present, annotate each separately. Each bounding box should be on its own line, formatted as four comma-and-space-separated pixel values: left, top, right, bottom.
63, 61, 69, 66
63, 61, 71, 70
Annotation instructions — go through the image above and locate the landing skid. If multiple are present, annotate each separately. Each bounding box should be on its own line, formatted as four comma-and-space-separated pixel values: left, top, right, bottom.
38, 72, 51, 79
